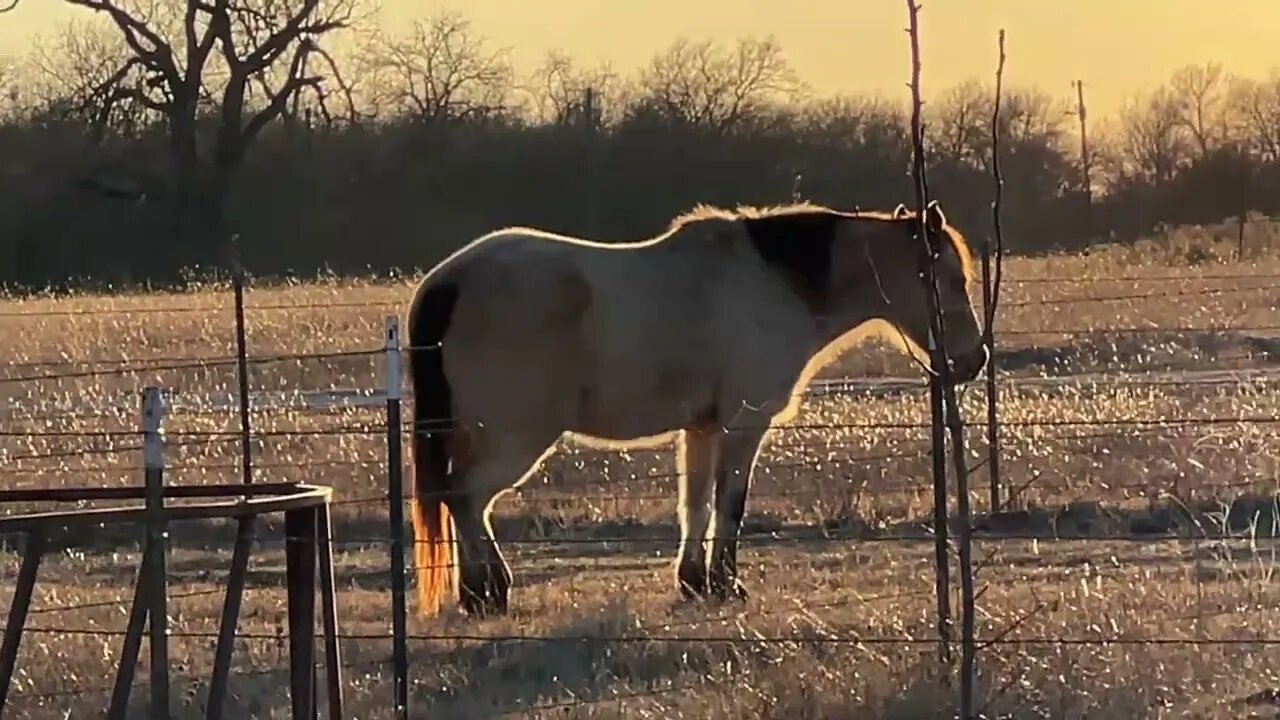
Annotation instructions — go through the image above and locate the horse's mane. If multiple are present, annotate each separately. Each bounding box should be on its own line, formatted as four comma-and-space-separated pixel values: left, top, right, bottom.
669, 201, 975, 282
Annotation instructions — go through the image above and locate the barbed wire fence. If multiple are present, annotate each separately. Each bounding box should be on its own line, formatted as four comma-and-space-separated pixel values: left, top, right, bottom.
1, 258, 1278, 719
2, 252, 1280, 712
0, 17, 1279, 720
1, 270, 1279, 718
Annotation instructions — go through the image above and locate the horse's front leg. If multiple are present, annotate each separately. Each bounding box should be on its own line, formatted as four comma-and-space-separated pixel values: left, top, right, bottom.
707, 425, 766, 601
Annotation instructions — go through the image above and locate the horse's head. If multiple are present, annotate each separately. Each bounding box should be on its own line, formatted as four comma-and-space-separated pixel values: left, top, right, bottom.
833, 201, 988, 383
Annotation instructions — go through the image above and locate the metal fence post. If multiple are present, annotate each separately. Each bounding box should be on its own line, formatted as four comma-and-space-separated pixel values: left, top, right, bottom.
284, 507, 318, 720
107, 544, 152, 719
316, 501, 345, 719
384, 316, 410, 720
141, 386, 171, 719
228, 235, 254, 487
0, 529, 43, 713
207, 518, 255, 720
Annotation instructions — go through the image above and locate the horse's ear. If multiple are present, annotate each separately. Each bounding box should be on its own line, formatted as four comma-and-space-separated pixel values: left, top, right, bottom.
925, 200, 946, 232
891, 203, 909, 219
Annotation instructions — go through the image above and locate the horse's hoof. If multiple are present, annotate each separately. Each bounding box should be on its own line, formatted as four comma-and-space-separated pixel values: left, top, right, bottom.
458, 593, 485, 617
458, 584, 508, 617
678, 583, 709, 603
677, 570, 709, 600
709, 578, 748, 602
459, 593, 506, 617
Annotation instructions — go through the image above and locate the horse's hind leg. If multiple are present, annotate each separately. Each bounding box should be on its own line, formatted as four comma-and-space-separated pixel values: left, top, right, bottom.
707, 426, 766, 601
446, 437, 553, 616
675, 427, 717, 599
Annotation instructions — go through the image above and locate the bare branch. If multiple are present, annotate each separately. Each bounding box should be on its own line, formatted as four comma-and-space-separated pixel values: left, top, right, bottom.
1229, 74, 1280, 160
240, 37, 317, 145
238, 0, 347, 75
64, 0, 182, 89
523, 49, 623, 127
184, 0, 224, 97
1119, 86, 1190, 185
306, 41, 357, 124
358, 12, 513, 124
82, 57, 150, 138
1169, 62, 1231, 156
636, 35, 802, 133
25, 20, 167, 135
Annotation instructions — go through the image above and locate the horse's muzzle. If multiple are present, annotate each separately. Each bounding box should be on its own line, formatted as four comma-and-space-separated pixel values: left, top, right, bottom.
950, 344, 990, 384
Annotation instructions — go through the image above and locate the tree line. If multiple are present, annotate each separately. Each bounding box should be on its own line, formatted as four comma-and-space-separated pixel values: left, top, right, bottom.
0, 2, 1277, 289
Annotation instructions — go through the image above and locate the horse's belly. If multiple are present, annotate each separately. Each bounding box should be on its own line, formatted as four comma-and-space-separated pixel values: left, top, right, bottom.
571, 366, 717, 440
569, 278, 721, 439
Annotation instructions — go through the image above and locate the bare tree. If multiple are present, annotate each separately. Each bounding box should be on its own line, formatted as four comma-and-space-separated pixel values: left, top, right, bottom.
1000, 87, 1066, 146
63, 0, 358, 264
928, 79, 990, 165
358, 11, 513, 124
1229, 73, 1280, 161
635, 35, 802, 132
1168, 62, 1233, 156
1078, 116, 1131, 193
794, 94, 905, 150
525, 49, 627, 128
930, 80, 1066, 169
1118, 86, 1190, 186
0, 57, 26, 122
24, 19, 161, 139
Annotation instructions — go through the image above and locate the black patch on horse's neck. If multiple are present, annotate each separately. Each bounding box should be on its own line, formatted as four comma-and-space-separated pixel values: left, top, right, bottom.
741, 211, 841, 314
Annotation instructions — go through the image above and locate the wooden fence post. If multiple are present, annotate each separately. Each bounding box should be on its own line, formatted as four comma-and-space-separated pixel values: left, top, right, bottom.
984, 31, 1007, 514
384, 316, 410, 720
904, 0, 952, 667
905, 4, 979, 716
141, 386, 171, 719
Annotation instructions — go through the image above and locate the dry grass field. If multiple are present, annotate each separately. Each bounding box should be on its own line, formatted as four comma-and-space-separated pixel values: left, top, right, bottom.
1, 221, 1280, 718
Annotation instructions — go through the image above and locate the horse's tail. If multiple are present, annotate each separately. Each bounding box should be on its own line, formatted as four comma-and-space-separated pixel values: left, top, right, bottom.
407, 280, 461, 618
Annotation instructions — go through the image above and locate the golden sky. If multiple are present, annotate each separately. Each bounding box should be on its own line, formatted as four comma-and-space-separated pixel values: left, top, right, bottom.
1, 0, 1274, 118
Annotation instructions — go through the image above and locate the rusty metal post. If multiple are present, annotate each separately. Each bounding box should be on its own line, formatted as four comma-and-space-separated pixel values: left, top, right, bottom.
284, 507, 318, 720
316, 502, 344, 719
0, 530, 44, 712
384, 316, 410, 720
108, 556, 152, 720
142, 386, 171, 719
206, 516, 256, 720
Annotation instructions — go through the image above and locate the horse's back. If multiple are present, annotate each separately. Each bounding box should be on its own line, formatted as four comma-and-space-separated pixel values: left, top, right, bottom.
421, 228, 717, 437
427, 226, 712, 340
421, 223, 811, 442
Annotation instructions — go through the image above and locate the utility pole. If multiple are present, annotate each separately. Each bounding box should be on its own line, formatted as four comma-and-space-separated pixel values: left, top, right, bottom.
1073, 80, 1093, 237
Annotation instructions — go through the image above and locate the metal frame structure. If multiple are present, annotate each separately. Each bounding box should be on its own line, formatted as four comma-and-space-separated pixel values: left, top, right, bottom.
0, 387, 344, 720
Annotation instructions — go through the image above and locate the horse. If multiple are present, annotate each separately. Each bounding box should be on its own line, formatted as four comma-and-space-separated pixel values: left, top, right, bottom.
405, 200, 987, 618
